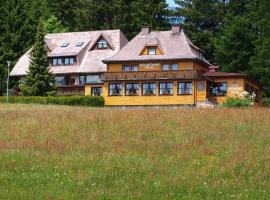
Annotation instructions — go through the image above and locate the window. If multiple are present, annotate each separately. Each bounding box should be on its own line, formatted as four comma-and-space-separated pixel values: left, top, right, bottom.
125, 83, 139, 96
86, 75, 101, 83
162, 63, 178, 71
198, 81, 205, 92
52, 58, 58, 66
97, 39, 108, 49
148, 47, 156, 55
178, 82, 193, 95
80, 76, 86, 85
61, 43, 69, 47
162, 64, 170, 71
123, 65, 129, 72
159, 82, 173, 95
171, 64, 178, 71
131, 65, 139, 71
52, 58, 63, 66
64, 57, 74, 65
142, 83, 156, 95
210, 82, 227, 96
122, 64, 139, 72
109, 83, 122, 96
76, 42, 84, 47
55, 76, 65, 86
91, 87, 102, 96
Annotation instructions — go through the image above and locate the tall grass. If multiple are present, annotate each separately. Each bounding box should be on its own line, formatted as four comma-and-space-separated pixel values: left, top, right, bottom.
0, 104, 269, 199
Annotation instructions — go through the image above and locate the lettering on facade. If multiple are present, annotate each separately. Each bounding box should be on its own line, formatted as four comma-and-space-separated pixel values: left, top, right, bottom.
139, 63, 160, 68
230, 83, 242, 95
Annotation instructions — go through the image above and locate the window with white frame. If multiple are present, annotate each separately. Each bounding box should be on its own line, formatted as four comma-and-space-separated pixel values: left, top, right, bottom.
109, 83, 122, 96
178, 82, 193, 95
159, 82, 173, 95
97, 39, 108, 49
125, 83, 139, 96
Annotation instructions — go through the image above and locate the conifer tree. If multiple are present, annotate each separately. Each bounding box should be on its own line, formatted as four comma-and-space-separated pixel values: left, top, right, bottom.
20, 19, 55, 96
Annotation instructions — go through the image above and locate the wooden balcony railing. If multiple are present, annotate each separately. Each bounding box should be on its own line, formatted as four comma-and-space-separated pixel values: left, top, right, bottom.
101, 70, 203, 81
57, 85, 85, 96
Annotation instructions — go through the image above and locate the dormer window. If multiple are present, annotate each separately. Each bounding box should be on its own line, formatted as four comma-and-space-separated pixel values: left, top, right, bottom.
64, 57, 74, 65
52, 57, 76, 66
97, 39, 108, 49
61, 43, 69, 48
148, 47, 156, 55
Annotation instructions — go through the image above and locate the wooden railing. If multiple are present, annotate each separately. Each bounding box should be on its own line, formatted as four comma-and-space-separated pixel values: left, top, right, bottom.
57, 85, 85, 96
101, 70, 203, 81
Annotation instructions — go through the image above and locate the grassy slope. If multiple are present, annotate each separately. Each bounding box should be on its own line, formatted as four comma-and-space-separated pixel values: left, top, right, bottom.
0, 104, 269, 200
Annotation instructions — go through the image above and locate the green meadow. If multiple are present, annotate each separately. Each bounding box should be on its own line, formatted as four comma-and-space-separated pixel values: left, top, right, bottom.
0, 104, 269, 199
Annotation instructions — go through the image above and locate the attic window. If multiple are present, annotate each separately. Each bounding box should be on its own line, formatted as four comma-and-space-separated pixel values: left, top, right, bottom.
148, 47, 156, 55
61, 43, 69, 48
76, 42, 84, 47
97, 39, 108, 49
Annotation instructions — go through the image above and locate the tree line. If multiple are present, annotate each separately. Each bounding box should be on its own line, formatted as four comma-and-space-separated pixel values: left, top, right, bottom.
0, 0, 270, 95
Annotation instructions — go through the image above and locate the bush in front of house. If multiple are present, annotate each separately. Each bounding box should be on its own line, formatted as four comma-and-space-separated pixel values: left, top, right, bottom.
0, 96, 104, 107
223, 91, 255, 108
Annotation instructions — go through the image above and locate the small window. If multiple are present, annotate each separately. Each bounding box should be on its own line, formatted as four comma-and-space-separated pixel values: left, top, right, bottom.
162, 64, 170, 71
148, 47, 156, 55
178, 82, 193, 95
56, 58, 63, 65
210, 82, 227, 96
198, 81, 205, 91
80, 76, 86, 85
109, 83, 122, 96
97, 39, 108, 49
159, 82, 173, 95
91, 87, 102, 96
61, 43, 69, 47
142, 83, 156, 96
171, 64, 178, 70
123, 65, 129, 72
131, 65, 139, 71
76, 42, 84, 47
55, 76, 65, 86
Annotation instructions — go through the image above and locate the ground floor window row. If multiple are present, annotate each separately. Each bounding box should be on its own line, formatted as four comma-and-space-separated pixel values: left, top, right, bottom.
108, 82, 193, 96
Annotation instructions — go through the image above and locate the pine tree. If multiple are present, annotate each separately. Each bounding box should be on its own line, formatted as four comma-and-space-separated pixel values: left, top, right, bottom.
249, 0, 270, 95
214, 16, 255, 73
20, 19, 55, 96
174, 0, 227, 60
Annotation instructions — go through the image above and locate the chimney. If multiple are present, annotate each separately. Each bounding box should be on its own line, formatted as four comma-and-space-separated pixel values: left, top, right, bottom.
209, 66, 220, 72
141, 26, 150, 35
171, 24, 181, 35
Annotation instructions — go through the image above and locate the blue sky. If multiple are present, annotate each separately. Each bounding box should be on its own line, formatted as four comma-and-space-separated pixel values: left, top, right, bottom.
166, 0, 178, 7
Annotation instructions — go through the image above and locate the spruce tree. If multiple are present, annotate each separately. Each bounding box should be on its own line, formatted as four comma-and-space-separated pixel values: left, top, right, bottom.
20, 19, 55, 96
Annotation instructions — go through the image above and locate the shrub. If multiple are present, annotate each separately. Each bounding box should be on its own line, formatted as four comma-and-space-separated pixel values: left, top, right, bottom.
0, 96, 104, 107
223, 97, 253, 108
223, 91, 255, 108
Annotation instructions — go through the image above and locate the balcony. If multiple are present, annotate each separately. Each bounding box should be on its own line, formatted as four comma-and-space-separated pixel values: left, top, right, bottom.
57, 85, 85, 96
101, 70, 203, 81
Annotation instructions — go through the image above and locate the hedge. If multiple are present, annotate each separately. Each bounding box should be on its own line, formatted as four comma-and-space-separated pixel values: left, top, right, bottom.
0, 96, 104, 107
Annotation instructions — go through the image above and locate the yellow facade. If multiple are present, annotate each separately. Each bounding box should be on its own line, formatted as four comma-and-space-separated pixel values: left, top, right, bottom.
103, 80, 196, 106
85, 61, 261, 106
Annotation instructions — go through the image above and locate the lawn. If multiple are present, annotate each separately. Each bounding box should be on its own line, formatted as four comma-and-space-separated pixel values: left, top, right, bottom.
0, 104, 269, 200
